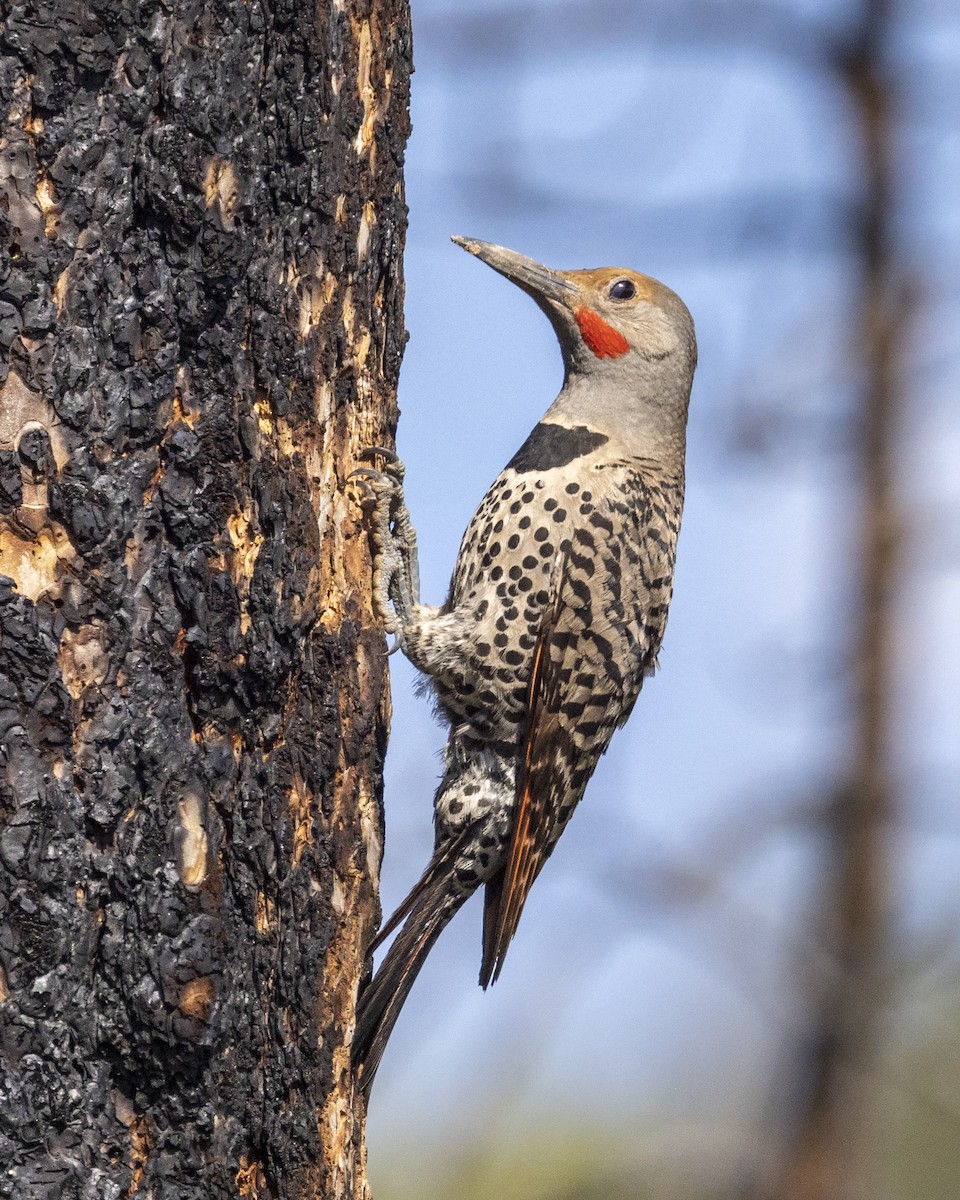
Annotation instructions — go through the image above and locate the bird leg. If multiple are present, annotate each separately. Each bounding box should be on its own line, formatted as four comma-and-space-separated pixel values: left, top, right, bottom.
351, 448, 421, 638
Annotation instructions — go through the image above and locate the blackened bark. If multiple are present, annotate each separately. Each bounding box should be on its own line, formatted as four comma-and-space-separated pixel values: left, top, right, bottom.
0, 1, 410, 1196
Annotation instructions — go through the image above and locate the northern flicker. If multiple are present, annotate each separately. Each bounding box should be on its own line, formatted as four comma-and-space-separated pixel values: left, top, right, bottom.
351, 236, 696, 1091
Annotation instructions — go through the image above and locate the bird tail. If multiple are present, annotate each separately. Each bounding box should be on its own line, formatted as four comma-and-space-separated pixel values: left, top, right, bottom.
352, 838, 469, 1095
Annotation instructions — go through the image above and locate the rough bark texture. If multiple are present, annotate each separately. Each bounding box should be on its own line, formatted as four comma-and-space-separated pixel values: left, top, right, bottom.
0, 1, 410, 1196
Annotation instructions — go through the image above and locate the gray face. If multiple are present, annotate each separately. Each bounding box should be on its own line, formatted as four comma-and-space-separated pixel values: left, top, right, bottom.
452, 236, 695, 359
453, 237, 697, 462
550, 265, 696, 376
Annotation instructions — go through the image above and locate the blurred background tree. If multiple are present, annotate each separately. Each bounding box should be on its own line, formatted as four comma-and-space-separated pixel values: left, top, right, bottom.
366, 1, 960, 1198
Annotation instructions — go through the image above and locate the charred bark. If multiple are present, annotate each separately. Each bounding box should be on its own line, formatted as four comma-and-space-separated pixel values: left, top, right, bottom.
0, 1, 410, 1195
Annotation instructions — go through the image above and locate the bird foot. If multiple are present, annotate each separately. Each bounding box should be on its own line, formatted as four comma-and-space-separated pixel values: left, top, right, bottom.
350, 448, 421, 635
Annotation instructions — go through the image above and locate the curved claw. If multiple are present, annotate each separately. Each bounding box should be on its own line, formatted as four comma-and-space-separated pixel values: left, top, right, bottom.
358, 446, 400, 466
357, 446, 405, 483
349, 466, 389, 484
385, 634, 404, 656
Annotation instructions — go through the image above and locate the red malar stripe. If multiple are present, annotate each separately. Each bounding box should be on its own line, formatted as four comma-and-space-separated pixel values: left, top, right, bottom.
574, 306, 630, 359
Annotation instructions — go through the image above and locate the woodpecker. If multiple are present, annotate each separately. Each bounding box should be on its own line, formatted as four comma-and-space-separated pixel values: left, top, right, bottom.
351, 236, 696, 1091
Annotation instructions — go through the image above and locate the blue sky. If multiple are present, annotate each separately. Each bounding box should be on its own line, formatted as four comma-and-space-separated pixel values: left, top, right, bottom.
365, 1, 960, 1189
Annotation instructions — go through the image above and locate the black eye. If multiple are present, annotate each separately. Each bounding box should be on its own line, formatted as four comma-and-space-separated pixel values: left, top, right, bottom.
608, 278, 636, 301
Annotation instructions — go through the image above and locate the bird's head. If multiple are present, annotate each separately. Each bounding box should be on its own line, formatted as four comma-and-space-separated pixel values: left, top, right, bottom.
453, 236, 696, 459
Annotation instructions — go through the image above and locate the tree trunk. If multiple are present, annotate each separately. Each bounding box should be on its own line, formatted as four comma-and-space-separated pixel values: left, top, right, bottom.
769, 5, 902, 1198
0, 2, 410, 1196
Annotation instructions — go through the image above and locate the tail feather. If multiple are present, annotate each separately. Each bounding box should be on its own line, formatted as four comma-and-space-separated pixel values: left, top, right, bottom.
480, 869, 505, 989
352, 846, 468, 1094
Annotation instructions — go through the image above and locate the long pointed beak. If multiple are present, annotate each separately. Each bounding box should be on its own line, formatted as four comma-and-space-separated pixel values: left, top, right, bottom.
452, 236, 576, 307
